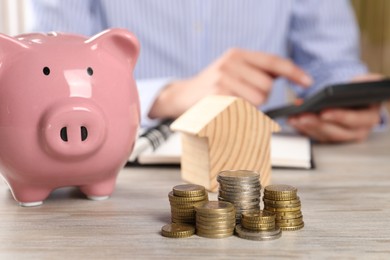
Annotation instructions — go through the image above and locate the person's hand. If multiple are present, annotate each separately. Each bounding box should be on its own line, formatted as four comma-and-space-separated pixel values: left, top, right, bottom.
148, 48, 312, 119
288, 74, 383, 143
288, 105, 381, 143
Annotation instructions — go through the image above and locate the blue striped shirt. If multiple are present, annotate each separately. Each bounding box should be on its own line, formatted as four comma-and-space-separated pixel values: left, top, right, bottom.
29, 0, 367, 126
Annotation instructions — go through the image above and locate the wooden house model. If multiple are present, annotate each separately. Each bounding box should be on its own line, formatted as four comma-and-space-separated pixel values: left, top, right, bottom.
170, 95, 280, 192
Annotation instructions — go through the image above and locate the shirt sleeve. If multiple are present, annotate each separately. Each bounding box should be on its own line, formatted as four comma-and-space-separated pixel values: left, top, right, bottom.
136, 78, 174, 128
288, 0, 368, 98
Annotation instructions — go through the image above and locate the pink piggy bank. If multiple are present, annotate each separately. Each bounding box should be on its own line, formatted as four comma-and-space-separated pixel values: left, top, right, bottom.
0, 29, 140, 206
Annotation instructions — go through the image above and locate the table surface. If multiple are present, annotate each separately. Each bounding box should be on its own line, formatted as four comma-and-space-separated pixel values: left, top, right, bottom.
1, 131, 390, 259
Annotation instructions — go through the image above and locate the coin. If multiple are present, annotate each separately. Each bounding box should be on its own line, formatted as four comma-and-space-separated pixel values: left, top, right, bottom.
168, 191, 208, 203
217, 170, 262, 224
194, 200, 236, 238
173, 184, 206, 197
196, 215, 236, 223
161, 223, 195, 238
274, 211, 303, 220
169, 184, 209, 225
261, 184, 304, 231
241, 210, 275, 222
241, 222, 276, 231
276, 216, 303, 224
263, 193, 298, 201
219, 183, 262, 191
196, 232, 234, 239
171, 218, 194, 224
264, 184, 297, 194
264, 205, 301, 212
218, 169, 260, 180
219, 190, 261, 198
263, 197, 301, 206
235, 225, 282, 241
279, 222, 305, 231
194, 201, 235, 214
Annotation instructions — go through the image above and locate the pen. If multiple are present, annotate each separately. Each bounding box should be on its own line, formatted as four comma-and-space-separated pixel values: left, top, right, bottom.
129, 120, 173, 162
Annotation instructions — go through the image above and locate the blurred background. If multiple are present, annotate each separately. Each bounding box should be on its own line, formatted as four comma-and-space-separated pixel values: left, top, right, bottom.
0, 0, 389, 111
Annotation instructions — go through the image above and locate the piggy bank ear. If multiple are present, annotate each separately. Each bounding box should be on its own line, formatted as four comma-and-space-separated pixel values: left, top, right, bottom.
0, 33, 28, 60
85, 28, 140, 69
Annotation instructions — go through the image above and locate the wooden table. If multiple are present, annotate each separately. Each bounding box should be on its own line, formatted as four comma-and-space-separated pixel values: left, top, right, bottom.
1, 131, 390, 259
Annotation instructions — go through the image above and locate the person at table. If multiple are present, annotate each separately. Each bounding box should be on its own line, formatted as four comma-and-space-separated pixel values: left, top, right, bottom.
29, 0, 385, 143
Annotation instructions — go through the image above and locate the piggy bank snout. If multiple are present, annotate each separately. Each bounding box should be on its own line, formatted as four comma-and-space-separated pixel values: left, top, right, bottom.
41, 103, 106, 159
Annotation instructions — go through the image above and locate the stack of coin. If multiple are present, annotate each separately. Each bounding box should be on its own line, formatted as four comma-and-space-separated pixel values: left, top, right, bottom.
161, 223, 196, 238
217, 170, 261, 223
263, 184, 304, 231
195, 201, 236, 238
169, 184, 209, 224
241, 210, 276, 231
235, 210, 282, 241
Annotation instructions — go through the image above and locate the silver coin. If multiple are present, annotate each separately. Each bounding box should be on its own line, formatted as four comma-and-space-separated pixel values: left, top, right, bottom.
235, 225, 282, 241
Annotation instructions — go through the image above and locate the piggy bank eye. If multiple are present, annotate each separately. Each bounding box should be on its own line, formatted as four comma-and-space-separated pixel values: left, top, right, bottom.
43, 67, 50, 76
87, 67, 93, 76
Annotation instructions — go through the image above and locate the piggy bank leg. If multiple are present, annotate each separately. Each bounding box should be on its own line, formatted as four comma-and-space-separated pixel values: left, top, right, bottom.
79, 177, 117, 201
8, 182, 51, 207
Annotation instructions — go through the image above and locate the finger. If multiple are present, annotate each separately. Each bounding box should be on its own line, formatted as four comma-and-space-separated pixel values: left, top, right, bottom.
239, 49, 313, 87
288, 114, 327, 142
215, 73, 268, 106
223, 58, 274, 94
351, 73, 384, 82
289, 114, 370, 143
320, 105, 381, 129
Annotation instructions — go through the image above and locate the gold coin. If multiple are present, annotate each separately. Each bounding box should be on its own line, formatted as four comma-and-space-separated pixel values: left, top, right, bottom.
161, 223, 195, 238
197, 222, 236, 228
168, 191, 208, 203
196, 218, 236, 226
196, 232, 233, 239
170, 208, 195, 214
279, 222, 304, 231
171, 217, 195, 223
196, 227, 235, 234
171, 212, 196, 219
263, 197, 301, 206
194, 201, 235, 214
241, 210, 275, 222
264, 206, 301, 212
241, 219, 275, 225
171, 213, 196, 218
263, 193, 298, 201
196, 215, 236, 223
264, 184, 297, 194
242, 222, 276, 231
169, 202, 207, 209
241, 219, 275, 227
196, 223, 236, 231
274, 211, 303, 220
171, 218, 195, 223
276, 216, 303, 224
263, 202, 301, 209
277, 221, 304, 228
173, 184, 206, 197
